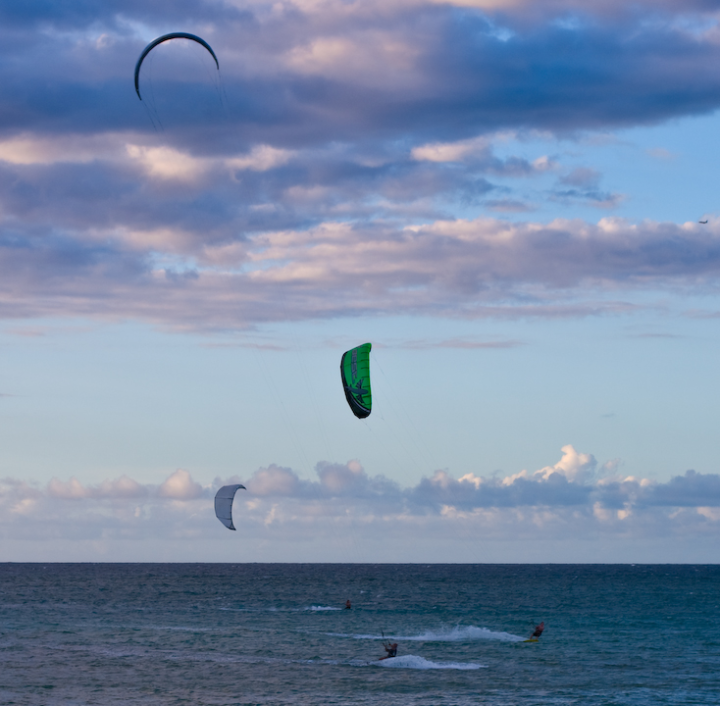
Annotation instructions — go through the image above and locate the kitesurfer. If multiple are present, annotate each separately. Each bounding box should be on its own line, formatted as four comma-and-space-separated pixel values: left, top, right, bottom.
345, 599, 352, 609
530, 622, 545, 639
379, 642, 398, 660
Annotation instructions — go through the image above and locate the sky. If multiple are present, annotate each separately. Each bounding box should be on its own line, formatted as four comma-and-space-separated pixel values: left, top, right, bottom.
2, 0, 720, 562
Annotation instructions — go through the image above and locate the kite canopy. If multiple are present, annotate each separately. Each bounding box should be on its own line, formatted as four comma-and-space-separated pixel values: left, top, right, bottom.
134, 32, 219, 100
214, 484, 246, 531
340, 343, 372, 419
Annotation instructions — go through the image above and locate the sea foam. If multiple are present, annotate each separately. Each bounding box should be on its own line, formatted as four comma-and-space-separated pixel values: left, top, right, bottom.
347, 625, 523, 642
374, 655, 485, 670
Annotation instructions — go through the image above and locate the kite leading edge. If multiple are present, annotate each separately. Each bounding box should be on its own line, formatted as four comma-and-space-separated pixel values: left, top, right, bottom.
134, 32, 219, 100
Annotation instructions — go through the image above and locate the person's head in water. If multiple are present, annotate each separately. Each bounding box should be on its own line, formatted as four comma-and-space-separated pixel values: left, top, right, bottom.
345, 599, 351, 609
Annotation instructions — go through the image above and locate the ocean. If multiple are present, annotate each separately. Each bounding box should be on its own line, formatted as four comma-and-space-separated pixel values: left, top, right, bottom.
0, 564, 718, 705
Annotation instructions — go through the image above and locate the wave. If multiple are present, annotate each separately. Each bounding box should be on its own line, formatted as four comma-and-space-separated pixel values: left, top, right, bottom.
218, 605, 344, 613
396, 625, 523, 643
374, 655, 485, 670
336, 625, 523, 642
296, 657, 484, 670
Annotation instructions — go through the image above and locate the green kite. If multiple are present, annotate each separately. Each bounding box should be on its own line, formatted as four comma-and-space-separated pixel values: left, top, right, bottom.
340, 343, 372, 418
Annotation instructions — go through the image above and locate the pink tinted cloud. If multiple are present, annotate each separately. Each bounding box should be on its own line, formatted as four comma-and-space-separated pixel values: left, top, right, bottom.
3, 449, 720, 550
1, 217, 719, 330
158, 469, 204, 500
48, 474, 147, 499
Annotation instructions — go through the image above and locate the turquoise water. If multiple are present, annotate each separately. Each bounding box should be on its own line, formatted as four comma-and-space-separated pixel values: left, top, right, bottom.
0, 564, 718, 705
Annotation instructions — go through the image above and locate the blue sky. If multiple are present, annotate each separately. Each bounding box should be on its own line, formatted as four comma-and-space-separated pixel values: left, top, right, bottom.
2, 0, 720, 562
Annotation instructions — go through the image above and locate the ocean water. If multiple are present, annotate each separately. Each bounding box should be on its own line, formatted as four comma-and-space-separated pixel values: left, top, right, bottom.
0, 564, 718, 705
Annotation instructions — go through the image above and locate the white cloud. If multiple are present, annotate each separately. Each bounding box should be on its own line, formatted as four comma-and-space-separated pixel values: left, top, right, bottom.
284, 32, 421, 88
0, 133, 126, 165
227, 145, 295, 172
412, 136, 492, 163
317, 459, 367, 493
2, 447, 720, 559
47, 475, 148, 500
533, 444, 597, 483
48, 476, 91, 499
158, 469, 203, 499
427, 0, 712, 16
287, 37, 357, 73
245, 464, 302, 496
532, 155, 557, 172
428, 0, 523, 7
126, 145, 210, 182
96, 475, 147, 498
697, 507, 720, 521
4, 212, 720, 331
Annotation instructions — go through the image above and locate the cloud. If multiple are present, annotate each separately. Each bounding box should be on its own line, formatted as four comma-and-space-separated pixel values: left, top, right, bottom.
559, 167, 601, 189
3, 447, 720, 553
126, 145, 210, 182
317, 459, 368, 494
158, 469, 203, 499
245, 464, 305, 496
2, 213, 720, 330
533, 444, 597, 483
4, 1, 720, 148
646, 470, 720, 507
411, 135, 554, 179
552, 168, 625, 208
484, 199, 535, 213
412, 136, 494, 163
596, 470, 720, 509
227, 145, 296, 172
48, 477, 93, 499
395, 337, 524, 349
408, 465, 594, 510
48, 474, 147, 499
0, 133, 124, 165
646, 147, 677, 161
4, 1, 720, 334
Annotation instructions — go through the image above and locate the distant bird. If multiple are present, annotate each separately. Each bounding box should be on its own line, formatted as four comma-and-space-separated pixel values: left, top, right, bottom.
699, 220, 708, 224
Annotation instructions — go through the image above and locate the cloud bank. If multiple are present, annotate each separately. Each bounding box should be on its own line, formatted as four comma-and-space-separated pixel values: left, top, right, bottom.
3, 447, 720, 560
2, 215, 719, 329
2, 1, 720, 329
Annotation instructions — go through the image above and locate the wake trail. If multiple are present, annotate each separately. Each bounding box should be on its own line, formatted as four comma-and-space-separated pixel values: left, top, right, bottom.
327, 625, 524, 642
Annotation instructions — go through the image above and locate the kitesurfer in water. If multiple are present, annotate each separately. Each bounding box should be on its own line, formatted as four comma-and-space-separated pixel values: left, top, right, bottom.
345, 599, 352, 609
379, 642, 398, 660
530, 622, 545, 639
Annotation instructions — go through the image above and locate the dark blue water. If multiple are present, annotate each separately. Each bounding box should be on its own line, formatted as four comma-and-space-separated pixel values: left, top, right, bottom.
0, 564, 718, 705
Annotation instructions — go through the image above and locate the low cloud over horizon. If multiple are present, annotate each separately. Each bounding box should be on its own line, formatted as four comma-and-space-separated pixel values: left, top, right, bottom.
3, 446, 719, 560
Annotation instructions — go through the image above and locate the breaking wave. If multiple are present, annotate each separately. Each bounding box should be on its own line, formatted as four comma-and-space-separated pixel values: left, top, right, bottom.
345, 625, 523, 642
374, 655, 485, 670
